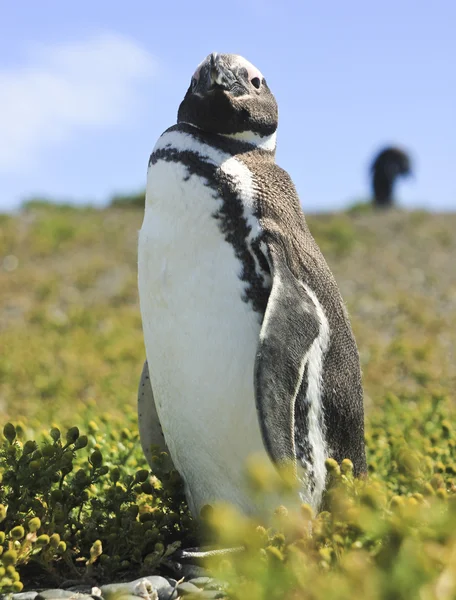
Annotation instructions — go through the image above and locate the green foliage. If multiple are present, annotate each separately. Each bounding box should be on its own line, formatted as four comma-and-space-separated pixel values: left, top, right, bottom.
0, 422, 194, 592
306, 213, 362, 256
109, 191, 145, 209
21, 198, 82, 211
204, 390, 456, 599
0, 206, 142, 425
1, 205, 456, 596
345, 199, 374, 215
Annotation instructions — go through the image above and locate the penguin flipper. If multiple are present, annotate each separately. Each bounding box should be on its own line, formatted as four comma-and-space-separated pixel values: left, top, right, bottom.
138, 360, 174, 468
255, 242, 320, 474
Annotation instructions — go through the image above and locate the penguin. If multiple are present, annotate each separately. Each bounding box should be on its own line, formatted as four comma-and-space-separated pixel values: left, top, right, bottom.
138, 52, 366, 519
370, 146, 412, 208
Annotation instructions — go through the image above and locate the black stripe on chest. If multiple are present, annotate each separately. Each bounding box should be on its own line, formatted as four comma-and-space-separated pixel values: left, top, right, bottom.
150, 145, 271, 316
166, 123, 271, 157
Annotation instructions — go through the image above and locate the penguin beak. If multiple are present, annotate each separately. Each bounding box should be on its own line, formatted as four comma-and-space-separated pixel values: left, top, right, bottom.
193, 53, 240, 96
208, 53, 232, 90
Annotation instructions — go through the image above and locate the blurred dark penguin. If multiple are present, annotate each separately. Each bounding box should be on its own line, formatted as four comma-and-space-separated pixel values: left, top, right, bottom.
370, 147, 412, 208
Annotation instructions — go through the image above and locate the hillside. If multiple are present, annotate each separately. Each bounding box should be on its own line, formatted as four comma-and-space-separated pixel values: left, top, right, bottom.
1, 204, 456, 596
1, 205, 454, 427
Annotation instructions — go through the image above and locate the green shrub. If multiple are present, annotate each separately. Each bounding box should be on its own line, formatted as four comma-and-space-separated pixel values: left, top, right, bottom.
203, 390, 456, 600
346, 199, 374, 215
109, 192, 145, 209
306, 214, 361, 256
0, 423, 195, 592
2, 387, 456, 596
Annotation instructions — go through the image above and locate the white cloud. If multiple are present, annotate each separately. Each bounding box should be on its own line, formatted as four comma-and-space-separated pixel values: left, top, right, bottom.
0, 33, 156, 173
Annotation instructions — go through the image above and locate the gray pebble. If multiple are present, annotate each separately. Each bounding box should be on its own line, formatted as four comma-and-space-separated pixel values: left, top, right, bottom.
176, 581, 202, 595
36, 592, 74, 600
100, 575, 177, 600
101, 577, 177, 600
36, 593, 94, 600
9, 572, 228, 600
186, 578, 211, 588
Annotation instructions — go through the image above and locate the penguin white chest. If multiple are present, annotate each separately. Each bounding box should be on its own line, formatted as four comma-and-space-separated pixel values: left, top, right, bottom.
138, 141, 268, 515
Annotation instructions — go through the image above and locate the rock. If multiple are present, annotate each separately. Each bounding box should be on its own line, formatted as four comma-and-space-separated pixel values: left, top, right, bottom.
8, 571, 228, 600
36, 592, 74, 599
100, 580, 157, 600
186, 578, 211, 587
36, 592, 94, 600
64, 588, 95, 596
100, 577, 177, 600
176, 581, 204, 595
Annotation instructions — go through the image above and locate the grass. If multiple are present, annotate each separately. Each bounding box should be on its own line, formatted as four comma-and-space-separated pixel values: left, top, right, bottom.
1, 203, 455, 597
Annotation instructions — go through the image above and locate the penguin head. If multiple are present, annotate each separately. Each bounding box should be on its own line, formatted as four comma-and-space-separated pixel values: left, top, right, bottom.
371, 147, 412, 179
177, 53, 278, 140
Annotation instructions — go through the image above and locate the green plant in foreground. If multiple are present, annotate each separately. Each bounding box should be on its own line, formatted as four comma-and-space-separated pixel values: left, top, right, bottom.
2, 388, 456, 597
197, 390, 456, 600
204, 459, 456, 600
0, 423, 195, 592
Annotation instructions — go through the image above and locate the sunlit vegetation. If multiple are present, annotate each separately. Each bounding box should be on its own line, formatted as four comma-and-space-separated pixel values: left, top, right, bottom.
1, 203, 455, 597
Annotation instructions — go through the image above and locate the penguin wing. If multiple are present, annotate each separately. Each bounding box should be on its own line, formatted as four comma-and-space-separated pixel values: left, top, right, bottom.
137, 361, 174, 467
254, 239, 321, 473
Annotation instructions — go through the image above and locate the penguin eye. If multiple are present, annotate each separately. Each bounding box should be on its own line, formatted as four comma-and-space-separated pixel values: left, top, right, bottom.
191, 78, 197, 91
251, 77, 261, 89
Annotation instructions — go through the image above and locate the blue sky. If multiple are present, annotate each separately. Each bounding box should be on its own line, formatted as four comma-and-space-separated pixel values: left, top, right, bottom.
0, 0, 454, 212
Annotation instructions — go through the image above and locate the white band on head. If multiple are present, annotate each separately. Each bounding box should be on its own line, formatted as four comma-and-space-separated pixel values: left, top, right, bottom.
231, 55, 263, 81
192, 53, 263, 83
